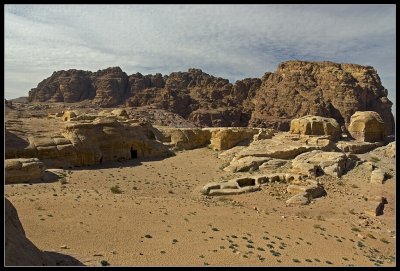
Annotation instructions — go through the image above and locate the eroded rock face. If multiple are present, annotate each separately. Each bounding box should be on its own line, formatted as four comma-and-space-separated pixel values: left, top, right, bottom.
5, 158, 45, 184
157, 127, 211, 151
290, 115, 341, 141
5, 120, 171, 167
28, 61, 395, 133
291, 150, 359, 177
207, 127, 259, 151
348, 111, 386, 142
248, 61, 394, 135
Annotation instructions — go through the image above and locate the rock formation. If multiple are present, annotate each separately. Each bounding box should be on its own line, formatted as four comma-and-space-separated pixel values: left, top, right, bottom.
5, 119, 172, 167
348, 111, 387, 142
27, 61, 395, 134
290, 115, 341, 141
5, 158, 46, 184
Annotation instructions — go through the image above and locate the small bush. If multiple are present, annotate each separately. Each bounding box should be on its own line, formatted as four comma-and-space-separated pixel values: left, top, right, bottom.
380, 238, 389, 244
110, 185, 122, 194
100, 260, 110, 266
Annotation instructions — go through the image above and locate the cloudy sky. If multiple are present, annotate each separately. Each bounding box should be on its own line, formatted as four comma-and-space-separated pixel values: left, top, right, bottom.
4, 4, 396, 114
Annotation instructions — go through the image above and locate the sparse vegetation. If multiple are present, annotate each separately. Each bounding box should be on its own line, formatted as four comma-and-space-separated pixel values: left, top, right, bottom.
380, 238, 389, 244
100, 260, 110, 266
351, 227, 361, 232
110, 185, 122, 194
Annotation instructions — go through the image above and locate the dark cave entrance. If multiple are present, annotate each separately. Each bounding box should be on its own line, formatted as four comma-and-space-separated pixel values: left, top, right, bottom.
99, 156, 103, 164
130, 148, 138, 159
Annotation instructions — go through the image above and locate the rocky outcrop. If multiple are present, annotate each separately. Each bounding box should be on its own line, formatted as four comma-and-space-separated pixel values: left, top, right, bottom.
201, 173, 304, 196
291, 150, 359, 177
336, 141, 384, 154
157, 127, 211, 151
5, 119, 171, 167
5, 158, 45, 184
248, 61, 394, 135
28, 61, 395, 134
348, 111, 386, 142
286, 180, 326, 206
207, 127, 259, 151
290, 115, 341, 141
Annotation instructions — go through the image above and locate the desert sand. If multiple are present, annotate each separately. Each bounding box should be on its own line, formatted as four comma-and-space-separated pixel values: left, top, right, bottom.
5, 144, 395, 266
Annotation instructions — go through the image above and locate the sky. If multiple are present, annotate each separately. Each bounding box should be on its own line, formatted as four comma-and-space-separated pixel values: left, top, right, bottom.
4, 4, 396, 115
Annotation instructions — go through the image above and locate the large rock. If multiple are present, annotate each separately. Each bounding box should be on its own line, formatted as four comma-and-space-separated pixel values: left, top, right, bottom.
348, 111, 386, 142
207, 127, 259, 151
27, 61, 395, 133
5, 120, 171, 167
157, 127, 211, 151
370, 169, 387, 184
5, 158, 45, 184
224, 156, 272, 172
290, 115, 341, 141
336, 141, 384, 154
291, 150, 359, 177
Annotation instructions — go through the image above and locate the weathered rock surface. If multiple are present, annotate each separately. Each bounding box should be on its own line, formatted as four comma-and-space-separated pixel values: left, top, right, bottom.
5, 158, 45, 184
336, 141, 384, 154
5, 119, 171, 167
286, 180, 326, 206
369, 141, 396, 158
370, 169, 387, 184
291, 150, 359, 177
223, 156, 272, 172
348, 111, 386, 142
28, 61, 395, 134
364, 197, 388, 217
157, 127, 211, 151
207, 127, 259, 151
290, 115, 341, 141
201, 173, 304, 196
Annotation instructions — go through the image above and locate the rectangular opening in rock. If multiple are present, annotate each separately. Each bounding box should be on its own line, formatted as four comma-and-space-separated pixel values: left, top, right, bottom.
130, 148, 138, 159
237, 178, 256, 187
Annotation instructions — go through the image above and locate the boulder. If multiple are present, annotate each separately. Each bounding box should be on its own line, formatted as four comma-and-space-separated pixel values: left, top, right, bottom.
157, 127, 211, 151
253, 128, 274, 140
370, 169, 387, 184
5, 158, 45, 184
364, 197, 388, 217
62, 111, 77, 121
336, 141, 384, 154
223, 156, 272, 172
207, 127, 259, 151
111, 109, 129, 118
286, 193, 311, 206
348, 111, 386, 142
259, 159, 288, 171
290, 115, 341, 141
291, 150, 359, 177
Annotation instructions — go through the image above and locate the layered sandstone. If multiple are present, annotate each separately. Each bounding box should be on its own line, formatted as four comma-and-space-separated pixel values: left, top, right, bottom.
28, 61, 394, 134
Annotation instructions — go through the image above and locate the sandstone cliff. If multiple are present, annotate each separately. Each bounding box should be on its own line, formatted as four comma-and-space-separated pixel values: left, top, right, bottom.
28, 61, 395, 134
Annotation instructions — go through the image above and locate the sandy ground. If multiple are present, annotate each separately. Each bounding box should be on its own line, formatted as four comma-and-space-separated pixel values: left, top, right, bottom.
5, 147, 395, 267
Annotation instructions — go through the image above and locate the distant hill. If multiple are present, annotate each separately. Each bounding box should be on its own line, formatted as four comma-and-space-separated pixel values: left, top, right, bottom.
27, 61, 395, 134
10, 96, 29, 103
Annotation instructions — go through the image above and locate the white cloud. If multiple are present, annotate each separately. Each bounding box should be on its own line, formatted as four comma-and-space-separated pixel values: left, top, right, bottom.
4, 4, 396, 113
